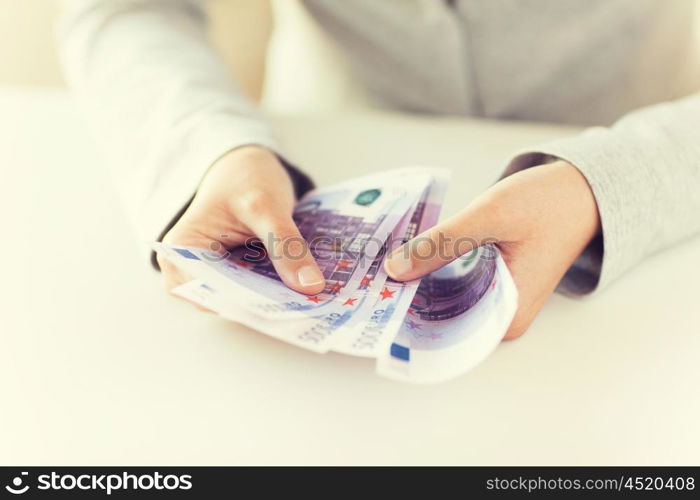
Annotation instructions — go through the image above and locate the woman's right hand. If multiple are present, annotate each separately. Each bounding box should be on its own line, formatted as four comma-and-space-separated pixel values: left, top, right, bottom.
157, 145, 325, 298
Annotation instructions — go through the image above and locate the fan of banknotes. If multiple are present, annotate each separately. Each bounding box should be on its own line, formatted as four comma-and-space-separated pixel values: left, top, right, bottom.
153, 167, 518, 383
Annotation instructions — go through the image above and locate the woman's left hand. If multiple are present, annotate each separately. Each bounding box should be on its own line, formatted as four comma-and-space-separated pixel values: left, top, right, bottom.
383, 160, 601, 339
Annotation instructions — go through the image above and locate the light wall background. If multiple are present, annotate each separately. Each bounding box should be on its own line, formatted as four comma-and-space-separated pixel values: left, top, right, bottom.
0, 0, 369, 112
2, 0, 700, 112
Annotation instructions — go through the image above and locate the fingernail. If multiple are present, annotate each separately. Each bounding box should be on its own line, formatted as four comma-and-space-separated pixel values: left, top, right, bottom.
385, 251, 413, 277
297, 265, 325, 287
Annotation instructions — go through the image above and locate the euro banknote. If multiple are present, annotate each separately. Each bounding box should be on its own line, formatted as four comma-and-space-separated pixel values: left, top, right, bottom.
155, 167, 518, 383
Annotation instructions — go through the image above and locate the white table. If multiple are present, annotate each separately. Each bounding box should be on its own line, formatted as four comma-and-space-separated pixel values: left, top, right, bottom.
1, 88, 699, 465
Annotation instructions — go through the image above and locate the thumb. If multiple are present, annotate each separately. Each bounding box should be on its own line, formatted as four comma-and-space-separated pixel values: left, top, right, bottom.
247, 213, 326, 295
384, 200, 503, 281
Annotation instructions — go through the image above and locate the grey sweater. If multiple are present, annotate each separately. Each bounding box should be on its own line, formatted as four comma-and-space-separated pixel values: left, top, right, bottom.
60, 0, 700, 294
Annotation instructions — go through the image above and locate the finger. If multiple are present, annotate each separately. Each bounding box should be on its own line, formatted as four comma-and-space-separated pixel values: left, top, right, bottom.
158, 226, 229, 293
384, 198, 503, 281
156, 251, 194, 292
247, 213, 326, 295
503, 314, 534, 340
502, 288, 547, 340
157, 249, 224, 313
498, 243, 564, 340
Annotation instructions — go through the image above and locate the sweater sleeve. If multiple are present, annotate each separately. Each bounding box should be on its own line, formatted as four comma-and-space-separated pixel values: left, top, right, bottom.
59, 0, 313, 250
503, 93, 700, 295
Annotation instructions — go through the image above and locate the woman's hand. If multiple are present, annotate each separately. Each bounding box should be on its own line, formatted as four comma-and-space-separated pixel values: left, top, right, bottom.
384, 161, 601, 339
157, 145, 325, 297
